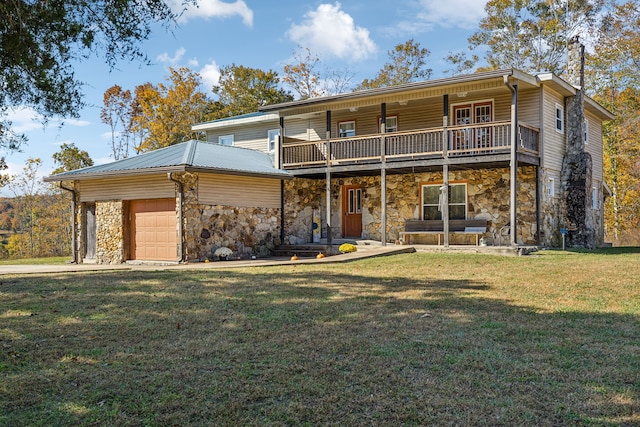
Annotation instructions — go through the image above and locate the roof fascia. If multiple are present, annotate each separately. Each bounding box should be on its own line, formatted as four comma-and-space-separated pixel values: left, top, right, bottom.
191, 113, 280, 131
259, 69, 518, 113
43, 165, 188, 182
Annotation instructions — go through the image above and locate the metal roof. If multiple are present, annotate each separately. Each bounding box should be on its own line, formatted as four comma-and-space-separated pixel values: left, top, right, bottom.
44, 140, 291, 181
191, 111, 279, 131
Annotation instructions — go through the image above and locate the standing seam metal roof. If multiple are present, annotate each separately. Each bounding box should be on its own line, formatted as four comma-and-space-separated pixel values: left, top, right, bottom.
44, 140, 291, 181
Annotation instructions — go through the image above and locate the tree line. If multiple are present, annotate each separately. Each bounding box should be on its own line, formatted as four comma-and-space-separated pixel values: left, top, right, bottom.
1, 0, 640, 259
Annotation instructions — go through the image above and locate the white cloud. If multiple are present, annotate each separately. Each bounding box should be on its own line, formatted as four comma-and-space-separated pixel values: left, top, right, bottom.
188, 57, 200, 67
404, 0, 486, 32
176, 0, 253, 26
4, 107, 90, 134
157, 47, 187, 65
199, 61, 221, 91
287, 3, 376, 61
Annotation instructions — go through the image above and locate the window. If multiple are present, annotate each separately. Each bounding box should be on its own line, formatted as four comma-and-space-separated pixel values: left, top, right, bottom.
379, 116, 398, 133
218, 134, 234, 146
267, 129, 280, 152
452, 101, 493, 150
555, 104, 564, 133
592, 187, 598, 210
548, 178, 555, 198
348, 188, 362, 214
422, 183, 467, 220
584, 119, 589, 145
338, 121, 356, 138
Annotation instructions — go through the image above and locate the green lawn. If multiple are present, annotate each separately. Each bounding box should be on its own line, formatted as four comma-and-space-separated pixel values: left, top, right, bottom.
1, 250, 638, 426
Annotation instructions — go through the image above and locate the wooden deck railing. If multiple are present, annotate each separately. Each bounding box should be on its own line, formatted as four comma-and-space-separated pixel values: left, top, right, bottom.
282, 122, 539, 168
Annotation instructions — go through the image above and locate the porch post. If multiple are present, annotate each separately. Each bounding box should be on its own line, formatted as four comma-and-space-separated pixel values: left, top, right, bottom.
381, 102, 387, 246
279, 117, 285, 244
443, 164, 449, 247
325, 111, 332, 245
443, 95, 450, 248
507, 80, 519, 246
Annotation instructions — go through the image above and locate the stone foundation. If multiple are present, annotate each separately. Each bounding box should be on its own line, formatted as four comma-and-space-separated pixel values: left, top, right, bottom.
285, 167, 538, 245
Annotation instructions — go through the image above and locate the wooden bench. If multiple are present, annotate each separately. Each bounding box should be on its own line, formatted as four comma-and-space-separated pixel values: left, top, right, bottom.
400, 219, 488, 246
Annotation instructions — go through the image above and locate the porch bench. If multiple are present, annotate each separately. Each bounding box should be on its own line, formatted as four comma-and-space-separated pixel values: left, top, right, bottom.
400, 219, 488, 246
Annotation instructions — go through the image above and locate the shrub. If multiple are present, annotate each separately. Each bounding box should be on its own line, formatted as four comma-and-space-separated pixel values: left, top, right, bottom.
338, 243, 357, 253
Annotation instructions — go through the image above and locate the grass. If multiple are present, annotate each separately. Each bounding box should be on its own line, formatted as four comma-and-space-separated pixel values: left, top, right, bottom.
0, 250, 638, 426
0, 256, 70, 265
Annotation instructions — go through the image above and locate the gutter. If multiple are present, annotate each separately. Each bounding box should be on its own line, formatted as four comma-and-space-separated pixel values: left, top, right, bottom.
58, 182, 77, 264
167, 173, 184, 263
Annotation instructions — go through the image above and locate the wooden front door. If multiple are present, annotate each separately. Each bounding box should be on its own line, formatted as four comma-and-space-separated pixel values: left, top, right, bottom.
342, 185, 362, 238
129, 199, 177, 261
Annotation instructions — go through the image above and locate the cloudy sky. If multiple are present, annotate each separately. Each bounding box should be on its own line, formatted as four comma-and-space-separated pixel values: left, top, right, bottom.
4, 0, 487, 192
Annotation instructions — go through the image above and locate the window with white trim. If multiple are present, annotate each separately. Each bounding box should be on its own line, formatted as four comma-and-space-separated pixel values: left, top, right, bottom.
218, 134, 234, 146
379, 116, 398, 133
338, 121, 356, 138
555, 104, 564, 133
584, 119, 589, 145
592, 187, 598, 209
267, 129, 280, 152
548, 178, 555, 197
422, 183, 467, 220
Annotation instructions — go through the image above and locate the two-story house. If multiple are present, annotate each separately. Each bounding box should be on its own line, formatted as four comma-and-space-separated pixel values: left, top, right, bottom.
46, 40, 612, 263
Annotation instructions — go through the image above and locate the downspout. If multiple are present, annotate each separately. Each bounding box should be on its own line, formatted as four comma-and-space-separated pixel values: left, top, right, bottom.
504, 75, 518, 246
59, 182, 77, 264
168, 173, 184, 263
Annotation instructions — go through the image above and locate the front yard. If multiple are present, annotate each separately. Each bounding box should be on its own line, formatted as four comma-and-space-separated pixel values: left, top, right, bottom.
1, 250, 638, 425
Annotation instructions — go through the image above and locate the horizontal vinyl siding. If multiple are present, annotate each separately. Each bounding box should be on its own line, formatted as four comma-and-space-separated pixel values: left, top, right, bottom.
541, 87, 566, 171
79, 175, 175, 202
586, 112, 603, 183
198, 174, 281, 208
518, 89, 541, 127
206, 122, 277, 153
284, 117, 324, 142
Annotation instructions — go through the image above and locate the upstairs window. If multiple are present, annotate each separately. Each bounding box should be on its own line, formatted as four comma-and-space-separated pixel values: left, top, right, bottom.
267, 129, 280, 152
584, 119, 589, 145
555, 104, 564, 133
421, 183, 467, 221
218, 134, 234, 146
338, 121, 356, 138
379, 116, 398, 133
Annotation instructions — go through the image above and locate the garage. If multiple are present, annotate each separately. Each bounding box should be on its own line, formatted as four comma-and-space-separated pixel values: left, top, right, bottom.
130, 199, 177, 261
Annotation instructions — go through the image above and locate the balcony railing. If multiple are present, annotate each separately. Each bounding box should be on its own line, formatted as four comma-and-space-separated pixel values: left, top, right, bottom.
282, 121, 539, 168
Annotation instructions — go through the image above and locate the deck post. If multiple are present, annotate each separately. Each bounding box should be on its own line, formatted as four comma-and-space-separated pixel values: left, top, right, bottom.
443, 164, 449, 247
443, 95, 450, 247
381, 103, 387, 246
279, 117, 285, 244
505, 78, 519, 246
325, 111, 332, 245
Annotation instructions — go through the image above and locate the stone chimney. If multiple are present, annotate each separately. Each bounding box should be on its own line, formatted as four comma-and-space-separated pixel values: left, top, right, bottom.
560, 36, 596, 248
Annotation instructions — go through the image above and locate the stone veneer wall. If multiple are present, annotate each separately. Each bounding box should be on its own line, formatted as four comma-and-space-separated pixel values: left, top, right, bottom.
284, 166, 537, 245
179, 173, 281, 261
94, 200, 125, 264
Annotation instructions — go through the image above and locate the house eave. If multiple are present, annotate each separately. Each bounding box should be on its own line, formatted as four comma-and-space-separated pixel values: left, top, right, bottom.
191, 112, 280, 131
44, 165, 292, 183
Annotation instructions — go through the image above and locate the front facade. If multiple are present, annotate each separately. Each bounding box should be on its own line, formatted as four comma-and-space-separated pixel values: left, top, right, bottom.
195, 67, 611, 249
48, 58, 613, 264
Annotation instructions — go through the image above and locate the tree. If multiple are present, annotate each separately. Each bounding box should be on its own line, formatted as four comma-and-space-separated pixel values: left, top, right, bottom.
443, 51, 479, 76
211, 64, 293, 118
468, 0, 604, 74
0, 0, 190, 150
132, 67, 210, 152
283, 47, 324, 99
101, 85, 134, 160
6, 158, 44, 257
52, 143, 94, 175
283, 47, 356, 99
356, 39, 432, 90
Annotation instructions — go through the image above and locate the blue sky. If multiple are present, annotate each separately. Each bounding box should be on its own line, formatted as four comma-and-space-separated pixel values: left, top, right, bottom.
3, 0, 487, 194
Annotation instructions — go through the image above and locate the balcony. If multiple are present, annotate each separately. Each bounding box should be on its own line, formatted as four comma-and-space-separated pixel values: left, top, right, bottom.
282, 122, 539, 170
